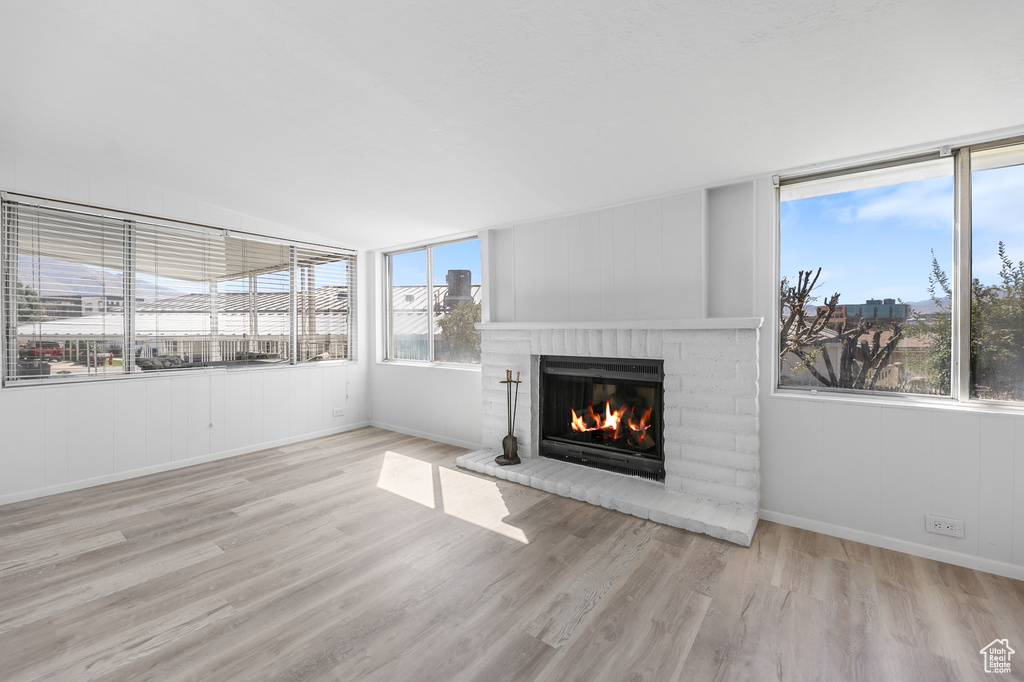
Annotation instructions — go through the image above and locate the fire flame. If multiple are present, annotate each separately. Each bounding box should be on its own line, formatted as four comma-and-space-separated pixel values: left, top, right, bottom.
628, 406, 653, 434
570, 402, 651, 439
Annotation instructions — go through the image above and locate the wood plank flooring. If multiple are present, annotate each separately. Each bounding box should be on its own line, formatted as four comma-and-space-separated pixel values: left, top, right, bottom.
1, 426, 1022, 681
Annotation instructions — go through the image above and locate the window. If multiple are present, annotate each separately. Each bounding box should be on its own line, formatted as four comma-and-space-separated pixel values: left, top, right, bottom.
1, 195, 356, 385
969, 143, 1024, 401
3, 204, 126, 379
778, 137, 1024, 404
386, 237, 480, 364
294, 245, 355, 363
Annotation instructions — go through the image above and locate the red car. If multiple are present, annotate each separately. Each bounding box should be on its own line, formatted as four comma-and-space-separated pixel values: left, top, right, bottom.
20, 342, 64, 359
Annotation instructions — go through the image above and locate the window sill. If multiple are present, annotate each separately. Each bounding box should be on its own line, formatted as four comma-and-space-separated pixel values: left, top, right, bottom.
379, 359, 482, 372
2, 359, 357, 389
771, 385, 1024, 416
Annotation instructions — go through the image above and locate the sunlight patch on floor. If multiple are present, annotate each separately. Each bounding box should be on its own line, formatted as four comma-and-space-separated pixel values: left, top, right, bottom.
376, 451, 435, 509
439, 467, 529, 544
375, 451, 528, 544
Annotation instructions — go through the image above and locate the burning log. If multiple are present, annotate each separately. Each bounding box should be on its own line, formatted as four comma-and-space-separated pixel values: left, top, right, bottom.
628, 431, 655, 451
571, 402, 653, 448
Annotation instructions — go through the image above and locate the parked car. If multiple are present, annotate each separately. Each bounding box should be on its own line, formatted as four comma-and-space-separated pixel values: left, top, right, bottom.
19, 341, 64, 359
16, 360, 51, 376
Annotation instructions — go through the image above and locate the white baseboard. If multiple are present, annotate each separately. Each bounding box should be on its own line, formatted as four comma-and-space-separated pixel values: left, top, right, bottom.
759, 509, 1024, 581
0, 421, 371, 507
368, 420, 481, 451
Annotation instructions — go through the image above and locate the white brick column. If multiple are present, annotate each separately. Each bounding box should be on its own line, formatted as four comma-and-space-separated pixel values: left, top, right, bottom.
662, 328, 760, 509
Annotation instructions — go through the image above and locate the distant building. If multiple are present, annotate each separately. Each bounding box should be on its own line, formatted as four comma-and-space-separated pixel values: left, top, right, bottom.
816, 298, 909, 326
39, 296, 83, 319
38, 294, 146, 319
80, 295, 127, 314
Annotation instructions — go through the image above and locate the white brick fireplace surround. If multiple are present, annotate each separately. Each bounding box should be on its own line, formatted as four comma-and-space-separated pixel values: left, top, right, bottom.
456, 319, 763, 546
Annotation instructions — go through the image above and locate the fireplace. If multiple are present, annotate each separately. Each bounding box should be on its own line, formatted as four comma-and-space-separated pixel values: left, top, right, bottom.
539, 355, 665, 481
463, 323, 761, 546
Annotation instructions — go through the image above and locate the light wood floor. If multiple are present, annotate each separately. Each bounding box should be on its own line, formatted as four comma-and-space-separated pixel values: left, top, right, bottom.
1, 427, 1022, 681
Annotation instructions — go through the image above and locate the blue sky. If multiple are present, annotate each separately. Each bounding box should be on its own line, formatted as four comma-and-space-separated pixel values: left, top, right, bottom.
391, 238, 480, 286
972, 163, 1024, 285
781, 162, 1024, 304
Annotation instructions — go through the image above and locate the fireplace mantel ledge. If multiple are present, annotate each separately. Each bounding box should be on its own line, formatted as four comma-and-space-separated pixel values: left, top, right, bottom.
477, 317, 763, 331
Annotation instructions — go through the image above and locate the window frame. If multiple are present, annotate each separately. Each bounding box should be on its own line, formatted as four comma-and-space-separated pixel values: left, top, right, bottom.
775, 133, 1024, 408
1, 192, 357, 388
383, 235, 481, 366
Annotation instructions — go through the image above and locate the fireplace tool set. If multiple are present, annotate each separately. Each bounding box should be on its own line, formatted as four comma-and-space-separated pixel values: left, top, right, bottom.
495, 369, 522, 466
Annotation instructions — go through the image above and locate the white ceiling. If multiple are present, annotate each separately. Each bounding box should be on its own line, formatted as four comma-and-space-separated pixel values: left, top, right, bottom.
3, 1, 1023, 250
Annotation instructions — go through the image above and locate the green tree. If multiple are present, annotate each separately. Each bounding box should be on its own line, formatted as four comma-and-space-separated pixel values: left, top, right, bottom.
918, 242, 1024, 399
16, 282, 47, 322
974, 243, 1024, 398
913, 251, 954, 395
436, 301, 481, 363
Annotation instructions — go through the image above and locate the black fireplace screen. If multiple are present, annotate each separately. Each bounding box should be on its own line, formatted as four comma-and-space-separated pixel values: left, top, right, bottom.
539, 356, 665, 480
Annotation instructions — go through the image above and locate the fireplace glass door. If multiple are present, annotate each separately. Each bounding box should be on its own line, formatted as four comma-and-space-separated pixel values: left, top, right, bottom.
540, 356, 664, 480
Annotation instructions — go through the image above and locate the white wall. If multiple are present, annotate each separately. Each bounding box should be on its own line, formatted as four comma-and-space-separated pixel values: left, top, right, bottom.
759, 397, 1024, 573
0, 364, 369, 504
707, 182, 755, 318
490, 191, 706, 323
368, 362, 483, 449
0, 148, 371, 504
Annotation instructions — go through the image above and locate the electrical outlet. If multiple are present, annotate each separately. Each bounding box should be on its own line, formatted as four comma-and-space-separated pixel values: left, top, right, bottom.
332, 407, 345, 417
926, 514, 965, 538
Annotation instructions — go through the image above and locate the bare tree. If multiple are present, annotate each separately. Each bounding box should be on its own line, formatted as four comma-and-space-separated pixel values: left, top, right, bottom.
779, 268, 838, 364
780, 268, 905, 391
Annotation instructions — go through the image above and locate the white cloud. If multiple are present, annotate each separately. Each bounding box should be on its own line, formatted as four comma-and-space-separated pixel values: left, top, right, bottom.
853, 181, 952, 228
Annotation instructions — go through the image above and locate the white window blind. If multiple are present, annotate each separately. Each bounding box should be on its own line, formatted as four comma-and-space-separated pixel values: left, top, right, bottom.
214, 235, 293, 368
2, 202, 127, 381
294, 245, 357, 363
133, 220, 223, 372
1, 196, 357, 385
